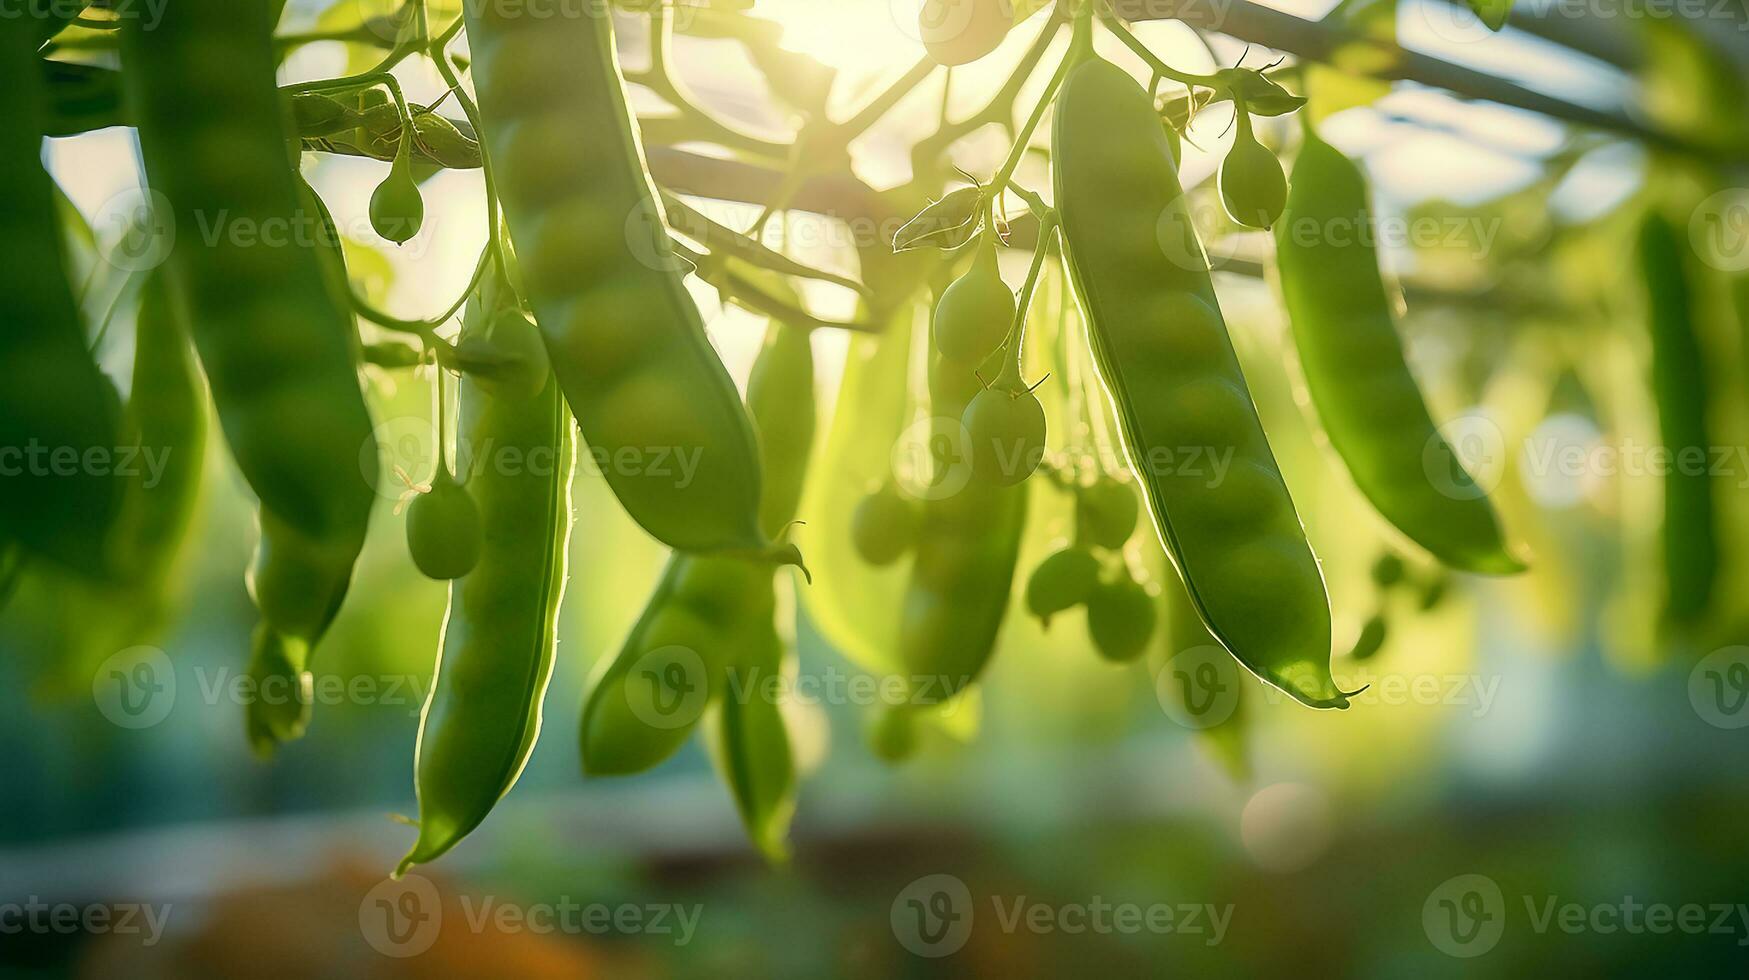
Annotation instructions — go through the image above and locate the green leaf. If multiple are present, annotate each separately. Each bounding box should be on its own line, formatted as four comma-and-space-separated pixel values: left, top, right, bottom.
1210, 70, 1306, 117
893, 185, 982, 252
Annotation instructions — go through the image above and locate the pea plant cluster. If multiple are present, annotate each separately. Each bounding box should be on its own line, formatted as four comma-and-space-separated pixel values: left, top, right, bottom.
4, 0, 1729, 867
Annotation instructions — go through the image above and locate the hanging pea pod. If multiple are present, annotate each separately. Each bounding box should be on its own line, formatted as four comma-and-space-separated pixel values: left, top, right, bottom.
704, 626, 796, 861
1275, 121, 1523, 575
122, 0, 377, 541
898, 334, 1029, 704
465, 3, 799, 568
399, 363, 574, 874
111, 276, 207, 590
583, 322, 814, 857
0, 26, 123, 579
1638, 212, 1718, 628
1053, 49, 1350, 709
797, 305, 916, 676
124, 0, 378, 749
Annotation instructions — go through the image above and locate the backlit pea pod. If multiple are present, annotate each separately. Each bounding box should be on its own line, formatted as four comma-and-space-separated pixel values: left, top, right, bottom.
709, 323, 812, 858
1052, 54, 1350, 709
581, 323, 815, 779
398, 368, 575, 874
0, 24, 122, 578
797, 305, 915, 675
705, 634, 796, 861
121, 0, 378, 541
1638, 212, 1717, 626
244, 509, 362, 754
464, 3, 797, 567
110, 276, 207, 588
1275, 123, 1523, 576
898, 345, 1028, 704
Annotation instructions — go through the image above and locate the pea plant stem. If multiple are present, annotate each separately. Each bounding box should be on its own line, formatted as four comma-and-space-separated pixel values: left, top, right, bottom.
998, 216, 1058, 387
989, 53, 1072, 207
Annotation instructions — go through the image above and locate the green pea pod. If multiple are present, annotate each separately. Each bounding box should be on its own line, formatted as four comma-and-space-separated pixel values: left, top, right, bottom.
1639, 212, 1717, 627
747, 322, 817, 539
582, 323, 814, 785
1275, 123, 1523, 575
465, 3, 797, 568
111, 276, 207, 587
1053, 54, 1351, 709
796, 305, 914, 675
399, 370, 574, 874
580, 556, 764, 775
898, 344, 1028, 704
245, 622, 313, 755
705, 631, 795, 862
121, 0, 378, 542
244, 509, 360, 754
710, 323, 811, 857
0, 26, 122, 578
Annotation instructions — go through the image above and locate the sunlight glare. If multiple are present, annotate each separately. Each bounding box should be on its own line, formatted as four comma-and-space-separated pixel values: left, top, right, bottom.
757, 0, 924, 74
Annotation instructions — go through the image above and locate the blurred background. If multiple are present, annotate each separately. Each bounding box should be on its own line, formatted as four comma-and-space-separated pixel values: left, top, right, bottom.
8, 0, 1749, 976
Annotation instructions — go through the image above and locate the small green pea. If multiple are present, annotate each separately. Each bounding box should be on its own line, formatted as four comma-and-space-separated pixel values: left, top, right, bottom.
1218, 124, 1286, 230
963, 385, 1046, 486
934, 236, 1015, 364
866, 705, 919, 763
1371, 553, 1406, 589
1026, 547, 1100, 628
405, 475, 482, 580
1077, 478, 1139, 549
370, 143, 424, 244
853, 483, 919, 566
1086, 575, 1156, 662
1348, 614, 1387, 660
919, 0, 1012, 67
